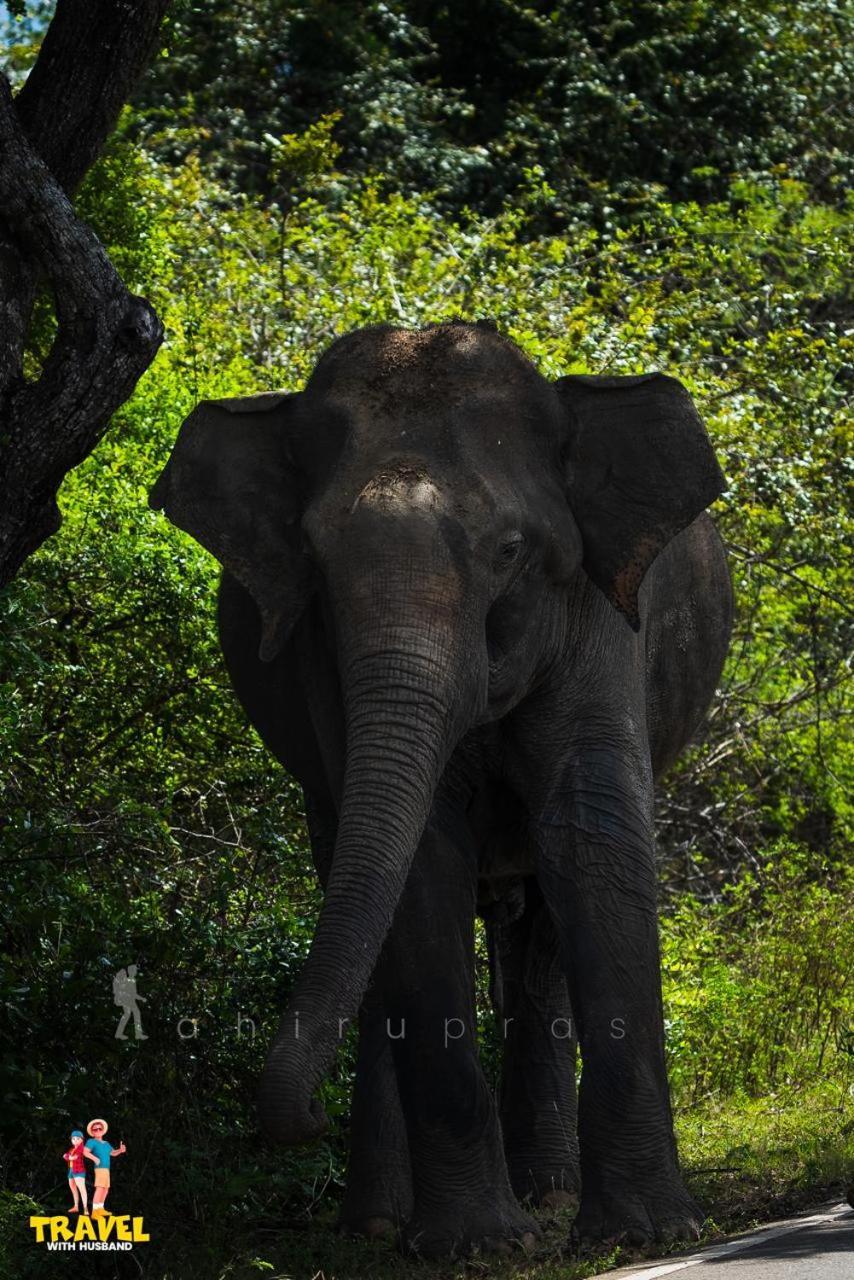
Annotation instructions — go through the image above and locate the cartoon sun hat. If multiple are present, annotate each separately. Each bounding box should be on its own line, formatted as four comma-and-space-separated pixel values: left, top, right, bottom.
71, 1129, 84, 1139
87, 1118, 108, 1136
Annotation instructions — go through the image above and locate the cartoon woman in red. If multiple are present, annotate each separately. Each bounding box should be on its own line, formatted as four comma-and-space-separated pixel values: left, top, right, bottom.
63, 1129, 99, 1214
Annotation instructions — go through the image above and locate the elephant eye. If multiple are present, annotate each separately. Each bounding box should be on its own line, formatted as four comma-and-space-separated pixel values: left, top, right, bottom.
497, 532, 525, 566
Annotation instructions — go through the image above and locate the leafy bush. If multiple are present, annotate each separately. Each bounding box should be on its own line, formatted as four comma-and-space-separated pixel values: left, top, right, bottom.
663, 843, 854, 1100
131, 0, 852, 216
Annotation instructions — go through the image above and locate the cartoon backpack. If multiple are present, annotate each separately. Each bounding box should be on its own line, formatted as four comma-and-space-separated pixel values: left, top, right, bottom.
113, 968, 132, 1006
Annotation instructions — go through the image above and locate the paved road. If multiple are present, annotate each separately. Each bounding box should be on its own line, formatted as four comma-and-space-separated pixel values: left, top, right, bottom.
606, 1203, 853, 1279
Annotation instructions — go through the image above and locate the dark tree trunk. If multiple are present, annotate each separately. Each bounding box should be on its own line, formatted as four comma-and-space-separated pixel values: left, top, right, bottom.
0, 0, 172, 586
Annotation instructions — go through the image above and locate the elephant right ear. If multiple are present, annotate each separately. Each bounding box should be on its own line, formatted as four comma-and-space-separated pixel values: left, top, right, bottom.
554, 373, 725, 629
149, 393, 309, 662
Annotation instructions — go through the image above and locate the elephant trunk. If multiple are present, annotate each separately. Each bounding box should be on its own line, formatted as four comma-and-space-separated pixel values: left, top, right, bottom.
258, 553, 480, 1145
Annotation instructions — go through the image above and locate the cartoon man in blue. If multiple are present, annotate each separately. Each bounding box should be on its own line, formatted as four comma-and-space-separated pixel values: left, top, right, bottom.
84, 1118, 126, 1216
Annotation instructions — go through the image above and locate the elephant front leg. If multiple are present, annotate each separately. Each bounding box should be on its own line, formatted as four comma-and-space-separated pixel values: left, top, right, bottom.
377, 820, 538, 1258
304, 793, 413, 1236
492, 878, 580, 1208
536, 748, 702, 1248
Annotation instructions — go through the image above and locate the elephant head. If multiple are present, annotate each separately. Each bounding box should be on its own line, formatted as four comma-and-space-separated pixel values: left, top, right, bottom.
150, 322, 724, 1145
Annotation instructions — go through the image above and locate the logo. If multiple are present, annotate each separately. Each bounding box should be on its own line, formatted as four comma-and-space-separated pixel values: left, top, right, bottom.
28, 1214, 149, 1251
41, 1116, 149, 1248
114, 964, 148, 1040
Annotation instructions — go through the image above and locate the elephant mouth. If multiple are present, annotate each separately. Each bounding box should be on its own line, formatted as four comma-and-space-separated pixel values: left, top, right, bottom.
486, 650, 517, 709
488, 652, 506, 680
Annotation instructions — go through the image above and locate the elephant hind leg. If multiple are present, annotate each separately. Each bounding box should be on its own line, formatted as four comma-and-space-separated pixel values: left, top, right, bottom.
492, 877, 581, 1207
338, 991, 413, 1236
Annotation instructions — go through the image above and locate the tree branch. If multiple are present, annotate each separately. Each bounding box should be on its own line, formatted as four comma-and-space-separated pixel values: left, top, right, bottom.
15, 0, 172, 198
0, 71, 164, 583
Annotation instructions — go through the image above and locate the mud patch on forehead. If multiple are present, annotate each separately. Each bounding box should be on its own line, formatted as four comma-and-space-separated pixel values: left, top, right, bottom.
352, 462, 443, 514
308, 322, 536, 411
376, 325, 481, 367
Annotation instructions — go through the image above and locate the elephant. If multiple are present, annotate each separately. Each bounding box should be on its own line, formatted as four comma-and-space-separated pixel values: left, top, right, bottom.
150, 320, 733, 1256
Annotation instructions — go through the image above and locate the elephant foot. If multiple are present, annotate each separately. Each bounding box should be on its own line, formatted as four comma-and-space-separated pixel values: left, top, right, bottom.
403, 1199, 539, 1259
571, 1174, 703, 1250
338, 1162, 412, 1239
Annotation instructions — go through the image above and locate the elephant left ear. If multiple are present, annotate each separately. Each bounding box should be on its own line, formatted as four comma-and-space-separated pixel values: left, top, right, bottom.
554, 373, 725, 629
149, 392, 309, 662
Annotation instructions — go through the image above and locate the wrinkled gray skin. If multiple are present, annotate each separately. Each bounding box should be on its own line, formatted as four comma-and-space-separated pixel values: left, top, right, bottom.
151, 322, 733, 1257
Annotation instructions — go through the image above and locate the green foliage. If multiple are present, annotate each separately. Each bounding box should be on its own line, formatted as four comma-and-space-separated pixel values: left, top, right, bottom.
132, 0, 852, 216
662, 844, 854, 1099
5, 2, 852, 215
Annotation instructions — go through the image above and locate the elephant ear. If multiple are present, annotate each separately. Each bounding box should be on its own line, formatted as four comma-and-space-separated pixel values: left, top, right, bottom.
149, 392, 309, 662
554, 373, 725, 629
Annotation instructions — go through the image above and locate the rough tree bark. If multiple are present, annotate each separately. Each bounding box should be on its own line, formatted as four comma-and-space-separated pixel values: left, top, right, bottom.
0, 0, 172, 586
